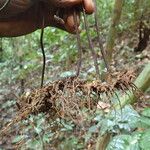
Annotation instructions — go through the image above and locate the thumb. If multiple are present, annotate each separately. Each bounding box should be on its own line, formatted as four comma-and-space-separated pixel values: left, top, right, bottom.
64, 10, 80, 33
83, 0, 95, 14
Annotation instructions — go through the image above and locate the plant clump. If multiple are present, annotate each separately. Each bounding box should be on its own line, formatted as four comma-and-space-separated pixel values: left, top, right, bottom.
0, 70, 141, 136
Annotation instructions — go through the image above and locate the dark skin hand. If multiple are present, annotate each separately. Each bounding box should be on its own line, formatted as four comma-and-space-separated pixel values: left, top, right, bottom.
0, 0, 95, 37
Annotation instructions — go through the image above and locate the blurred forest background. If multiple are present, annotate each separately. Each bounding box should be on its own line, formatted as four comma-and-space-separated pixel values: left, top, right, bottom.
0, 0, 150, 149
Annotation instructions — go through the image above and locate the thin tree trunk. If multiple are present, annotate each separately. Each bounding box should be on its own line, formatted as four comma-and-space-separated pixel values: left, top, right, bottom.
105, 0, 124, 64
133, 0, 143, 32
134, 0, 141, 21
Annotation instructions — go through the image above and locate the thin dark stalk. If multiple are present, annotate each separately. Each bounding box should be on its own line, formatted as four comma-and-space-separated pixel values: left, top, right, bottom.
40, 17, 46, 88
73, 11, 82, 77
82, 9, 100, 80
94, 0, 110, 73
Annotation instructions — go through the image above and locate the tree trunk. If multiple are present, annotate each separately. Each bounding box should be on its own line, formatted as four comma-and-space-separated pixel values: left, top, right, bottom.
134, 0, 142, 21
133, 0, 143, 32
105, 0, 124, 64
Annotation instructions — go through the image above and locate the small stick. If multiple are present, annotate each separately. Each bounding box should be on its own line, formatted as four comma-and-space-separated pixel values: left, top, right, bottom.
73, 11, 83, 77
40, 16, 46, 88
82, 9, 100, 80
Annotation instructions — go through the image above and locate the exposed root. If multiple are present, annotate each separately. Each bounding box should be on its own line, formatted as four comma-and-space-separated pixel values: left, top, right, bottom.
0, 70, 141, 136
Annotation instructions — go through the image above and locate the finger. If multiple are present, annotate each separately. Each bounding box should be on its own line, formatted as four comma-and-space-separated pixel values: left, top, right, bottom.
64, 10, 80, 33
83, 0, 95, 14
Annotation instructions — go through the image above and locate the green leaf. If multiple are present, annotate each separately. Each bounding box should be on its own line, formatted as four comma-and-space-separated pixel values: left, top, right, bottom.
60, 71, 75, 78
34, 127, 42, 134
88, 125, 98, 133
12, 135, 25, 144
137, 116, 150, 128
100, 105, 140, 134
61, 121, 74, 131
26, 139, 41, 149
107, 133, 141, 150
140, 129, 150, 150
141, 108, 150, 118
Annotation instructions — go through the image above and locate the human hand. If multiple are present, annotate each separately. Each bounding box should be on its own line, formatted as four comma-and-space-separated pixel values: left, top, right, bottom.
50, 0, 95, 33
0, 0, 95, 37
